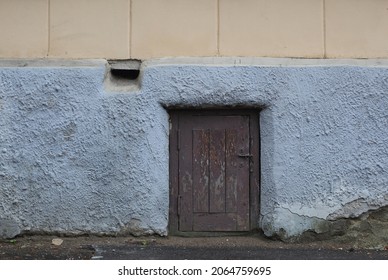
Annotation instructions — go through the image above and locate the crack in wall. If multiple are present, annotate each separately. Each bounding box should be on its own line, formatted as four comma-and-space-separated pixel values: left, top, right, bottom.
263, 205, 388, 247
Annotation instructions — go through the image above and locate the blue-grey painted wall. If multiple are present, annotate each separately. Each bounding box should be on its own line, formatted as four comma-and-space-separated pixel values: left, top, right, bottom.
1, 58, 387, 239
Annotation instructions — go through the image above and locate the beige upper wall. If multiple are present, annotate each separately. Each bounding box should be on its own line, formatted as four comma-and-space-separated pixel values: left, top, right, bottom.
132, 0, 218, 58
326, 0, 388, 58
0, 0, 48, 57
50, 0, 130, 58
0, 0, 388, 59
219, 0, 324, 58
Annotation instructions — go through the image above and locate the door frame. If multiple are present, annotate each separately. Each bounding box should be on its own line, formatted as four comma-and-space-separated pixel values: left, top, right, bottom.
168, 109, 260, 235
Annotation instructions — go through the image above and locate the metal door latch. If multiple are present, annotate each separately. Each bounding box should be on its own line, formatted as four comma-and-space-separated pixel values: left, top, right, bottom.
238, 154, 253, 158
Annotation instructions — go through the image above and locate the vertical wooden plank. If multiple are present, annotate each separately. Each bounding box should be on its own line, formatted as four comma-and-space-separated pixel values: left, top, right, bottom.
236, 117, 250, 230
168, 112, 179, 234
209, 129, 226, 213
178, 116, 194, 231
249, 112, 261, 230
192, 129, 209, 213
225, 129, 238, 213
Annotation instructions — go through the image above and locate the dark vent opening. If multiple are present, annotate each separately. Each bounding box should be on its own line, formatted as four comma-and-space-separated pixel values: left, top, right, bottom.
110, 68, 140, 80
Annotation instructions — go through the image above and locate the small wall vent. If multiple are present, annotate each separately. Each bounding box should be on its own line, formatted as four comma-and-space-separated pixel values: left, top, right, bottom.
109, 60, 140, 80
105, 59, 142, 92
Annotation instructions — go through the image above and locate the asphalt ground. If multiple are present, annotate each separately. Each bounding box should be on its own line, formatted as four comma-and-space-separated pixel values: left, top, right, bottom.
92, 244, 388, 260
0, 235, 387, 260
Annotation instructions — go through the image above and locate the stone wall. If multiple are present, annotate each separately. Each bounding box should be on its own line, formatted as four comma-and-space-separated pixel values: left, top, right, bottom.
0, 58, 387, 247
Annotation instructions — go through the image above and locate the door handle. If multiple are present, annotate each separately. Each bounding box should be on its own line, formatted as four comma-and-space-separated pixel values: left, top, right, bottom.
238, 154, 254, 173
238, 154, 253, 158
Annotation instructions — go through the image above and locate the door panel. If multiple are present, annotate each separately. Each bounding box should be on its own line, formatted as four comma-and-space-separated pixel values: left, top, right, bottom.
193, 213, 237, 231
225, 129, 238, 213
192, 129, 209, 213
209, 129, 226, 213
169, 110, 259, 233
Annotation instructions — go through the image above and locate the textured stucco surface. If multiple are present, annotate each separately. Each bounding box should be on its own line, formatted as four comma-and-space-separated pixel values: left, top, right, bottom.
0, 58, 387, 239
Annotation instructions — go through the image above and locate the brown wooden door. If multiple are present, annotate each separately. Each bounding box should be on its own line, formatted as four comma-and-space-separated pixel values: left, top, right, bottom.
169, 110, 259, 233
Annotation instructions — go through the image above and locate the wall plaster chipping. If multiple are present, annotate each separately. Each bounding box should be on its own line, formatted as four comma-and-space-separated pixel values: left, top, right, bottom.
0, 58, 388, 244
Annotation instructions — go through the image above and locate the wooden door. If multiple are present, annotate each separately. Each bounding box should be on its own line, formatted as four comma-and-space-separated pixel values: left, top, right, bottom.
169, 110, 259, 233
